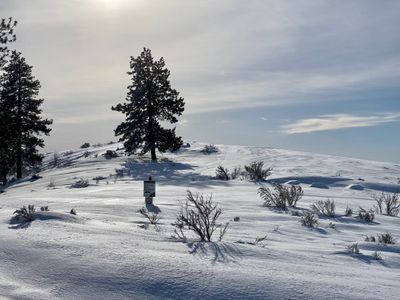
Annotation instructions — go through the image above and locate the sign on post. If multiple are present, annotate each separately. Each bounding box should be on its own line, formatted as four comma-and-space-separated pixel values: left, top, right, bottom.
143, 178, 156, 198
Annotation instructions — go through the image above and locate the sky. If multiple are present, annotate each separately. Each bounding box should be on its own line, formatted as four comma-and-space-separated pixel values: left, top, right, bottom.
1, 0, 399, 163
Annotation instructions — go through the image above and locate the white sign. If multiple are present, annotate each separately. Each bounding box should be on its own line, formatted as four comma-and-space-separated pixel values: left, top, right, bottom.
143, 180, 156, 197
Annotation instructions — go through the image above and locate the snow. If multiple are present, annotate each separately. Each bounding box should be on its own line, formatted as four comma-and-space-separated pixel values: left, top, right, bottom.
0, 142, 399, 299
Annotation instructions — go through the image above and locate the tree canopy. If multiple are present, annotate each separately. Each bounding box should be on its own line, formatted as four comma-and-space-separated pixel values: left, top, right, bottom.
112, 48, 185, 161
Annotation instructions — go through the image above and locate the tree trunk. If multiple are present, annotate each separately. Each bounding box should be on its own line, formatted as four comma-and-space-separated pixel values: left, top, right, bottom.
1, 170, 7, 186
16, 140, 22, 178
16, 65, 23, 179
147, 90, 157, 162
150, 146, 157, 161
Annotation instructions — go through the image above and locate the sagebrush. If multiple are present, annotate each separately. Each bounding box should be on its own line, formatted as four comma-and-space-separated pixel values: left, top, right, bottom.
358, 207, 375, 223
138, 207, 161, 225
13, 205, 35, 222
172, 190, 228, 242
299, 212, 318, 228
244, 161, 272, 181
258, 183, 303, 209
311, 199, 335, 217
373, 192, 399, 216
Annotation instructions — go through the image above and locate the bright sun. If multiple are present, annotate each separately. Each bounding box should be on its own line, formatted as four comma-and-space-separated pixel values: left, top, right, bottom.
98, 0, 130, 10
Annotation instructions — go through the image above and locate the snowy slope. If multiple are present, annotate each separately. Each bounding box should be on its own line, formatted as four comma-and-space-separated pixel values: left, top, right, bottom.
0, 142, 399, 299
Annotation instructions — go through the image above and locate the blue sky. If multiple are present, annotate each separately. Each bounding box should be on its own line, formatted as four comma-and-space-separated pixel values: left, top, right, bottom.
1, 0, 399, 162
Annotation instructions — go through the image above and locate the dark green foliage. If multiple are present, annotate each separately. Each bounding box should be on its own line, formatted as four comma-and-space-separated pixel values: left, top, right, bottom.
112, 48, 184, 161
0, 51, 52, 182
0, 18, 17, 69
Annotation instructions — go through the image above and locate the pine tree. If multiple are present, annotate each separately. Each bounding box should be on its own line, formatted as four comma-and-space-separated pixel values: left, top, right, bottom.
1, 51, 52, 179
112, 48, 185, 161
0, 97, 15, 184
0, 17, 17, 184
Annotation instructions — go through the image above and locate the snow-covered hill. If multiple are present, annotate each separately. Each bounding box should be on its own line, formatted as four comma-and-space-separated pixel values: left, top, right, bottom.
0, 142, 399, 299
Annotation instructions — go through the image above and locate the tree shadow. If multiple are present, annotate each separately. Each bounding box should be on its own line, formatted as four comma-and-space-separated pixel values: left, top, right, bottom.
186, 241, 243, 264
8, 218, 32, 229
122, 159, 230, 188
333, 251, 389, 267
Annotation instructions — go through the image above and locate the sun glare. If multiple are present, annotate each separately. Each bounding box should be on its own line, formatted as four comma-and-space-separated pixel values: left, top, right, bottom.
98, 0, 132, 10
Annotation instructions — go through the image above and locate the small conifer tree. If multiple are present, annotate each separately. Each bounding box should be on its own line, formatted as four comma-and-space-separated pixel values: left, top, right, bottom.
112, 48, 184, 161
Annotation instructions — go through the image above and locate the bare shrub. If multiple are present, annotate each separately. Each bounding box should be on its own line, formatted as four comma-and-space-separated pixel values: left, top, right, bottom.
244, 161, 272, 181
104, 150, 118, 159
215, 166, 230, 180
13, 205, 35, 222
328, 222, 336, 229
373, 192, 400, 216
80, 142, 90, 149
347, 243, 360, 254
299, 212, 318, 228
258, 183, 303, 209
52, 153, 59, 168
378, 232, 395, 244
233, 216, 240, 222
345, 206, 353, 217
48, 178, 55, 188
201, 144, 219, 154
311, 199, 335, 217
40, 206, 49, 211
237, 234, 268, 246
70, 178, 89, 188
358, 207, 375, 223
138, 207, 161, 225
372, 251, 382, 260
230, 166, 243, 180
365, 235, 376, 242
172, 190, 228, 242
115, 168, 125, 178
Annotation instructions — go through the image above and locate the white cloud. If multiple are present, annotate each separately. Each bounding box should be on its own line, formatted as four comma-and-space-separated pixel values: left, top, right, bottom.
282, 113, 400, 134
177, 119, 189, 127
261, 117, 268, 121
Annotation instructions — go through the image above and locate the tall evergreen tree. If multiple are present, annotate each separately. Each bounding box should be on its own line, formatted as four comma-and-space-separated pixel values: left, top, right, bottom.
0, 95, 15, 184
1, 51, 52, 179
0, 17, 17, 184
112, 48, 185, 161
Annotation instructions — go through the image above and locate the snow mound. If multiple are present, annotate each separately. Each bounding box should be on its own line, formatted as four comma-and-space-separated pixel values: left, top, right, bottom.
310, 182, 329, 189
284, 180, 301, 185
347, 184, 364, 190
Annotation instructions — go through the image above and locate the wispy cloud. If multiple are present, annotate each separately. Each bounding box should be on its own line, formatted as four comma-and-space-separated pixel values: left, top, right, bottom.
177, 119, 189, 127
282, 113, 400, 134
